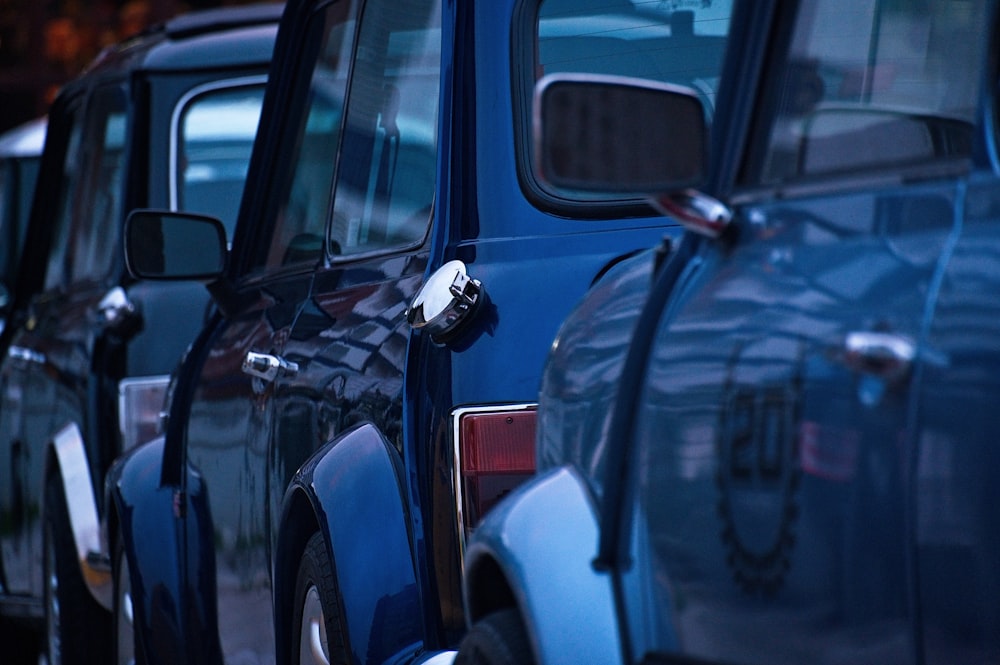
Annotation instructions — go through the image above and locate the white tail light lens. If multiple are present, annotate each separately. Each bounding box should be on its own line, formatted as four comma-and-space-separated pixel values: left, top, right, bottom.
118, 375, 170, 451
455, 406, 537, 533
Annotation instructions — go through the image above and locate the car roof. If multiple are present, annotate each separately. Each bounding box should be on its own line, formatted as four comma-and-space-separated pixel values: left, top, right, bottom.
77, 2, 283, 79
0, 116, 47, 159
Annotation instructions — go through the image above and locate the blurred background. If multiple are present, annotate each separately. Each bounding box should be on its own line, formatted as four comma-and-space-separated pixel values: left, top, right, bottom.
0, 0, 267, 134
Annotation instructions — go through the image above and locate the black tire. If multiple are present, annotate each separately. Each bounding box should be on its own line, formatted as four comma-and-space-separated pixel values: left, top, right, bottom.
291, 532, 348, 665
0, 615, 41, 665
43, 478, 112, 665
455, 609, 535, 665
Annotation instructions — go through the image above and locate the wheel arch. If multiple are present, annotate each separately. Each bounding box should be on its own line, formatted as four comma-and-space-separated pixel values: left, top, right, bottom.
272, 484, 322, 665
43, 422, 111, 611
274, 422, 424, 665
104, 434, 221, 665
461, 468, 622, 665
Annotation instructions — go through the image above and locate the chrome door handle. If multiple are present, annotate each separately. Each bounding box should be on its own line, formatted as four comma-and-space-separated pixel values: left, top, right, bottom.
242, 351, 299, 383
839, 331, 915, 382
96, 286, 138, 329
8, 345, 46, 366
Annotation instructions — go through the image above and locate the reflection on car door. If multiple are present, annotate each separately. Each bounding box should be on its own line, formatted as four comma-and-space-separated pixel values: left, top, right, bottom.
621, 2, 990, 663
915, 180, 1000, 662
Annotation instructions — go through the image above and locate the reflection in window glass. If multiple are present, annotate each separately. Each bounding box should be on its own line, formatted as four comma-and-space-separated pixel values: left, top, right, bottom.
265, 5, 356, 269
533, 0, 733, 201
44, 105, 83, 292
178, 84, 265, 236
329, 0, 441, 258
537, 0, 732, 109
757, 0, 988, 184
45, 85, 128, 288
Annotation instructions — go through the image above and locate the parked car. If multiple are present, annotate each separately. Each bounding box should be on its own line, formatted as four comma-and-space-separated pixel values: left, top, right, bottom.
0, 114, 46, 660
103, 0, 737, 664
459, 1, 1000, 664
0, 116, 45, 331
0, 5, 281, 665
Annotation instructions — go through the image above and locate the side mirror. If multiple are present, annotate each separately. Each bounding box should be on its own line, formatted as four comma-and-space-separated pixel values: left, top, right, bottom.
124, 210, 227, 281
533, 74, 707, 194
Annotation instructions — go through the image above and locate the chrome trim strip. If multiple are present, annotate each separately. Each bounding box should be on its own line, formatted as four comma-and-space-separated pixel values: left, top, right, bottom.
168, 74, 268, 211
450, 403, 537, 563
50, 422, 112, 610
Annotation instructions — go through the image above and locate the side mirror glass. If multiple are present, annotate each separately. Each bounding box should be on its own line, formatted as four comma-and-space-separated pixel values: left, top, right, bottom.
534, 74, 707, 194
124, 210, 227, 281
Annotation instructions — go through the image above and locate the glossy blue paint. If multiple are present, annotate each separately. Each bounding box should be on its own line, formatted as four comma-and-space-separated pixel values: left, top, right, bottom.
463, 468, 620, 665
110, 0, 700, 664
105, 438, 211, 665
462, 1, 1000, 664
284, 424, 421, 665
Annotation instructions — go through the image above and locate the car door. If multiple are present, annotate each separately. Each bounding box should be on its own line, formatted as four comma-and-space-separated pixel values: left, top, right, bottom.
178, 7, 356, 662
913, 23, 1000, 661
615, 1, 990, 663
0, 84, 125, 596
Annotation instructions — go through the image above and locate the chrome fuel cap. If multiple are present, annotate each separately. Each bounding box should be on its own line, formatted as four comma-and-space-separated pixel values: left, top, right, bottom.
407, 260, 484, 340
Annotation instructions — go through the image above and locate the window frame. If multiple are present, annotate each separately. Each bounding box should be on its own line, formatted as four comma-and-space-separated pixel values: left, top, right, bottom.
737, 0, 991, 193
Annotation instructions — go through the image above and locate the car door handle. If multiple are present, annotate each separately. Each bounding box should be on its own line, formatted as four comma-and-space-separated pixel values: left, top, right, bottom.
7, 345, 46, 366
242, 351, 299, 383
838, 331, 915, 382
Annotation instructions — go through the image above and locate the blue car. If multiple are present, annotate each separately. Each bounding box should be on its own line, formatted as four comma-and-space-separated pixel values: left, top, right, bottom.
0, 7, 279, 665
460, 1, 1000, 664
103, 0, 738, 664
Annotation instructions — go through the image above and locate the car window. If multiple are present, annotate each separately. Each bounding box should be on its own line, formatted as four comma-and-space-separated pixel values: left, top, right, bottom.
752, 0, 988, 185
263, 5, 356, 270
528, 0, 733, 204
175, 81, 265, 237
0, 154, 40, 291
71, 86, 128, 285
43, 97, 85, 291
328, 0, 441, 258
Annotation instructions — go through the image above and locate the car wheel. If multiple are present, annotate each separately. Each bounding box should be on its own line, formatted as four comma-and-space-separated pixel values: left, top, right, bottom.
454, 609, 535, 665
292, 532, 348, 665
43, 478, 111, 665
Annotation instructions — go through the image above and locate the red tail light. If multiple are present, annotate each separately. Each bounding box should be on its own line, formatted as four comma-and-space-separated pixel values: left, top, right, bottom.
456, 406, 537, 532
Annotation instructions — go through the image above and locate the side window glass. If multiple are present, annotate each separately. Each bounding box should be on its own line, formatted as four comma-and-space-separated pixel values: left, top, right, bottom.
44, 102, 85, 292
531, 0, 733, 203
176, 82, 265, 237
0, 165, 10, 289
68, 84, 128, 284
264, 5, 356, 270
329, 0, 441, 257
754, 0, 989, 185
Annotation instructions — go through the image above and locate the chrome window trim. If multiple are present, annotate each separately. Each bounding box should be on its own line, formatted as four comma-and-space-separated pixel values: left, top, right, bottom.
168, 74, 268, 211
450, 402, 537, 561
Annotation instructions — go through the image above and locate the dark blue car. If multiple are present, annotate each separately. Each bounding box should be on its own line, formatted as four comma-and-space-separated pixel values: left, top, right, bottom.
460, 1, 1000, 664
103, 0, 737, 664
0, 116, 45, 328
0, 7, 279, 665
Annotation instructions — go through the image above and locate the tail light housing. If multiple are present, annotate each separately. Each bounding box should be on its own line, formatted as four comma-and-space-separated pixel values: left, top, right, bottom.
118, 375, 170, 451
454, 405, 537, 536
